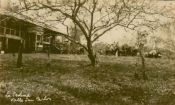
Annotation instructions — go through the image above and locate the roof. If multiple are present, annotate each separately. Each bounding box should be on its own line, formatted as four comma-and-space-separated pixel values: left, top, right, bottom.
0, 9, 64, 35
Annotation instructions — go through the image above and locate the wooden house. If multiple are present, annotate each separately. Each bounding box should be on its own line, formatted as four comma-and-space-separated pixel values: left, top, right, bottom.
0, 9, 65, 53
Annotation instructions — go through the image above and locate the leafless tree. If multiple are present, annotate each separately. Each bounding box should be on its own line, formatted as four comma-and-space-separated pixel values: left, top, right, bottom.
159, 21, 175, 59
16, 40, 24, 68
14, 0, 164, 66
136, 30, 148, 80
69, 23, 83, 54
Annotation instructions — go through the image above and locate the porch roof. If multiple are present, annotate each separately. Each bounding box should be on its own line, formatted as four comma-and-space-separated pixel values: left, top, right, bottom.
0, 9, 64, 36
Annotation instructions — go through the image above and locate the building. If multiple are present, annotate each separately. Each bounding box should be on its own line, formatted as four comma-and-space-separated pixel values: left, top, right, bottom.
0, 0, 67, 53
0, 9, 66, 53
0, 0, 85, 54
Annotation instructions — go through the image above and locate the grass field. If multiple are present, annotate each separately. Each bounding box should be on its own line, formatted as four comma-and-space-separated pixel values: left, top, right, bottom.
0, 53, 175, 105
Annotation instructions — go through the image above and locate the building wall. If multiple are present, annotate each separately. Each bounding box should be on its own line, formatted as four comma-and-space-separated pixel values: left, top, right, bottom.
0, 15, 24, 53
0, 14, 59, 53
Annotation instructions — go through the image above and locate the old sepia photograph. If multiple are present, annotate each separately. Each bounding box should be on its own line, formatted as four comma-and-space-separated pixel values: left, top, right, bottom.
0, 0, 175, 105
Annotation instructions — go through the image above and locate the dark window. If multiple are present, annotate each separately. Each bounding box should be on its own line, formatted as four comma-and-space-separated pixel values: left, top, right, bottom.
6, 28, 10, 34
0, 27, 4, 34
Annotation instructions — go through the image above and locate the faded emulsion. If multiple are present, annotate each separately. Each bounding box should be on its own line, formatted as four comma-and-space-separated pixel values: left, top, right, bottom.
0, 0, 175, 105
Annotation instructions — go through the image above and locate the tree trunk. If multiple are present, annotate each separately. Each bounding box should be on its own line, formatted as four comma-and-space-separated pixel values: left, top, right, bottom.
139, 50, 145, 69
87, 39, 97, 66
88, 51, 96, 66
47, 40, 51, 68
139, 49, 147, 80
17, 41, 23, 68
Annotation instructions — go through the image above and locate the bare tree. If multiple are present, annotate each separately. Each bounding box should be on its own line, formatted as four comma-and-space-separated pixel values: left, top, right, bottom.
136, 30, 148, 80
69, 23, 83, 54
159, 21, 175, 59
17, 40, 24, 68
15, 0, 162, 66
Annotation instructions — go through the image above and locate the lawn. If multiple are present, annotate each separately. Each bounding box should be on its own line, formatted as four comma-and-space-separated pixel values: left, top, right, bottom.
0, 53, 175, 105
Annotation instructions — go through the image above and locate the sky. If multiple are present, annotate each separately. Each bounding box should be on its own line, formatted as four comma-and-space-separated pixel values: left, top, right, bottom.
98, 0, 175, 44
1, 0, 175, 46
49, 0, 175, 45
46, 0, 175, 45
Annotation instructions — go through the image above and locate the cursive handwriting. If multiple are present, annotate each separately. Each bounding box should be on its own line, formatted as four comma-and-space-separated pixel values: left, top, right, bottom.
5, 91, 52, 103
36, 96, 52, 101
5, 91, 31, 98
